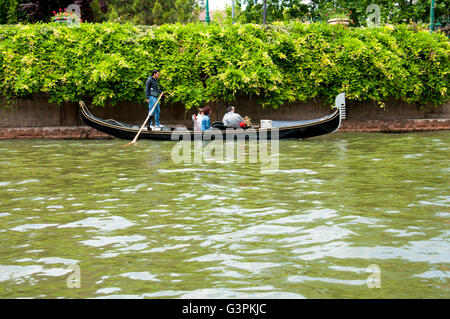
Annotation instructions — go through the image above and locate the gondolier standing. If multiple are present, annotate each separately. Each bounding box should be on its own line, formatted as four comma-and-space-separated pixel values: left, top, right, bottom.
145, 70, 164, 129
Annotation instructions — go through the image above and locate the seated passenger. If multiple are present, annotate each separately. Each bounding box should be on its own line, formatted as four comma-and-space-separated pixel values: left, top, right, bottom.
193, 107, 204, 131
222, 106, 244, 128
201, 106, 211, 131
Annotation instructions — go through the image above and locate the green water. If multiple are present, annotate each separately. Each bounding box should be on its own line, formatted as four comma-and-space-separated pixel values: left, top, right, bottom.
0, 132, 449, 298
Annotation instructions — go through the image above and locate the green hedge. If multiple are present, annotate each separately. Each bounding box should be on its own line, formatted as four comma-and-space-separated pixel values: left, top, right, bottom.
0, 21, 448, 109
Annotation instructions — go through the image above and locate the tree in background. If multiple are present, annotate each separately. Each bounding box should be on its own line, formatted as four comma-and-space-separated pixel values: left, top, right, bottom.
174, 0, 194, 23
238, 0, 449, 26
0, 0, 28, 23
152, 0, 162, 24
239, 0, 282, 23
310, 0, 450, 26
3, 0, 449, 25
3, 0, 197, 24
99, 0, 198, 25
89, 0, 108, 22
282, 0, 310, 21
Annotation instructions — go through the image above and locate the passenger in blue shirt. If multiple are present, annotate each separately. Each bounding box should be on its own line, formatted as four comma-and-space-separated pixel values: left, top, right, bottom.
201, 106, 211, 131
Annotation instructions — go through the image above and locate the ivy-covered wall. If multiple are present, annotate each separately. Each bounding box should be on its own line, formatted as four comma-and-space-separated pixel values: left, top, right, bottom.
0, 21, 448, 109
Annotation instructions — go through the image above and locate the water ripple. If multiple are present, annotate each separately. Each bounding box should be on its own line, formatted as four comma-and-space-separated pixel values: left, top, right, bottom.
0, 133, 449, 298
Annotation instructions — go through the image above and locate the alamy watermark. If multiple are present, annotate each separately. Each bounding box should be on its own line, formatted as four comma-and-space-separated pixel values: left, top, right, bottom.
366, 4, 381, 28
170, 128, 279, 174
66, 264, 81, 288
367, 264, 381, 289
65, 4, 81, 27
366, 0, 419, 28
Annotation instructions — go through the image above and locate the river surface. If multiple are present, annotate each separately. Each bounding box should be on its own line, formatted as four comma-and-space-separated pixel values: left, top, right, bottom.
0, 132, 449, 298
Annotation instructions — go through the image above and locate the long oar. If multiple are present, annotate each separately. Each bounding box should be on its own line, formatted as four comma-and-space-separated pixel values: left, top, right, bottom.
124, 93, 163, 147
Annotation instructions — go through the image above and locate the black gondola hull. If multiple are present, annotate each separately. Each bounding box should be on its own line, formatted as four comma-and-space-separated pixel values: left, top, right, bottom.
79, 101, 342, 141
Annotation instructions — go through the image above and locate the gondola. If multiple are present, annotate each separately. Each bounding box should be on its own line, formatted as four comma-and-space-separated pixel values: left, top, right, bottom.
79, 93, 346, 141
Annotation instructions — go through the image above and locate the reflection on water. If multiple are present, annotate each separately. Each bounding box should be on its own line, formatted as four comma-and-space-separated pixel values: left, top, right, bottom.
0, 132, 449, 298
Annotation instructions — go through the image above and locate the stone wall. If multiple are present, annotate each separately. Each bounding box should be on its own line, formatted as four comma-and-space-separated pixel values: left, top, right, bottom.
0, 94, 449, 138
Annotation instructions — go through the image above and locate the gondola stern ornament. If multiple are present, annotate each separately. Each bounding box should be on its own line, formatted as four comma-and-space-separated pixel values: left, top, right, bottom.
330, 92, 346, 134
335, 92, 346, 120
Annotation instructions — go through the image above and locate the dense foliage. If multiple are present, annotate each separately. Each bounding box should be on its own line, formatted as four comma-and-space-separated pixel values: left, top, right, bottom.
0, 22, 448, 109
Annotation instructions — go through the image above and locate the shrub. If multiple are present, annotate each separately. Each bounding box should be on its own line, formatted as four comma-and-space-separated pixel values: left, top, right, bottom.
0, 21, 448, 109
